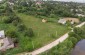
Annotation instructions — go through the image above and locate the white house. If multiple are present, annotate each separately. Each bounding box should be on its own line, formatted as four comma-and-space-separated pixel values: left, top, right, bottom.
0, 30, 5, 39
76, 14, 85, 17
58, 19, 66, 24
8, 2, 14, 6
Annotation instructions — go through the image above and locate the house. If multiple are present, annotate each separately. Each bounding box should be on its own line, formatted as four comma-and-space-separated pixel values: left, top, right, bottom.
58, 18, 80, 24
76, 14, 85, 17
71, 39, 85, 55
0, 30, 14, 51
36, 1, 42, 5
58, 19, 66, 24
8, 2, 14, 6
0, 30, 5, 39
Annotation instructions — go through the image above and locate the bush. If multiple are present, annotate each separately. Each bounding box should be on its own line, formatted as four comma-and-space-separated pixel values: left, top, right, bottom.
3, 15, 21, 24
49, 14, 56, 18
12, 20, 19, 26
3, 17, 11, 23
24, 28, 34, 37
17, 24, 27, 31
6, 29, 17, 38
69, 37, 78, 45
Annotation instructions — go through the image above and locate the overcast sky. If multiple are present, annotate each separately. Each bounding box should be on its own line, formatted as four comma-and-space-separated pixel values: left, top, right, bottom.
42, 0, 85, 3
0, 0, 85, 3
54, 0, 85, 3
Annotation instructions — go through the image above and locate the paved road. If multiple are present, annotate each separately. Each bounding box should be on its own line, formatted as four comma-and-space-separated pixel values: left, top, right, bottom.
17, 22, 85, 55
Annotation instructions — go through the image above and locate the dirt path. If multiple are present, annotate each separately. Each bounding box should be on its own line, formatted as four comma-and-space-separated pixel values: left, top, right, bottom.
17, 22, 85, 55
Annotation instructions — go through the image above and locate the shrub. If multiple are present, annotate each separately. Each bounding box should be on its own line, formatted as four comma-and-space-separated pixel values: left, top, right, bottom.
6, 29, 17, 38
12, 20, 19, 26
24, 28, 34, 37
3, 17, 11, 23
17, 24, 27, 31
3, 15, 21, 24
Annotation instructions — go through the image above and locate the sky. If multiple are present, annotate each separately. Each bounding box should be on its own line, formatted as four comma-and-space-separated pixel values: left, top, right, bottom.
42, 0, 85, 3
54, 0, 85, 3
0, 0, 85, 3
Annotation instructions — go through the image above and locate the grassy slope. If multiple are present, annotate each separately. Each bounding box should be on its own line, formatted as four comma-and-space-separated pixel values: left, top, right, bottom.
0, 14, 69, 55
17, 13, 69, 49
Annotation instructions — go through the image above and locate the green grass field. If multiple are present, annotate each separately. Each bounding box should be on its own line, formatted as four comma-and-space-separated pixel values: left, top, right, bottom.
17, 13, 69, 49
0, 14, 70, 54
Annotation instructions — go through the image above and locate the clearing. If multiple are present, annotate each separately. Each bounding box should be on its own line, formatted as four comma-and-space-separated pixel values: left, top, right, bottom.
17, 13, 69, 49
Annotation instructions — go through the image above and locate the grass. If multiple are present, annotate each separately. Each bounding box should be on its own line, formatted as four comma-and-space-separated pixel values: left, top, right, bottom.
0, 14, 70, 55
17, 13, 69, 49
40, 24, 85, 55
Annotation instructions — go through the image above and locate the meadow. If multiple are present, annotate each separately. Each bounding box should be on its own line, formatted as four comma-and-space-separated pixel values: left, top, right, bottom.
17, 13, 69, 49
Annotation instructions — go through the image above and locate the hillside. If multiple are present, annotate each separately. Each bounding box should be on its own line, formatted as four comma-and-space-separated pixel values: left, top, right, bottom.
0, 0, 85, 55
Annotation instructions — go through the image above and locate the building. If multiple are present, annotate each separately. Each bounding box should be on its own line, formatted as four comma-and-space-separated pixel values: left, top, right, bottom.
8, 2, 14, 6
0, 30, 5, 39
0, 30, 14, 51
76, 14, 85, 17
71, 39, 85, 55
58, 18, 80, 24
58, 19, 66, 24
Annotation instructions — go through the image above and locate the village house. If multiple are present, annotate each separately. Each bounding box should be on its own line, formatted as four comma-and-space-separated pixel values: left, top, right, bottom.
58, 18, 80, 24
36, 1, 42, 5
0, 30, 14, 51
76, 14, 85, 17
8, 2, 14, 6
